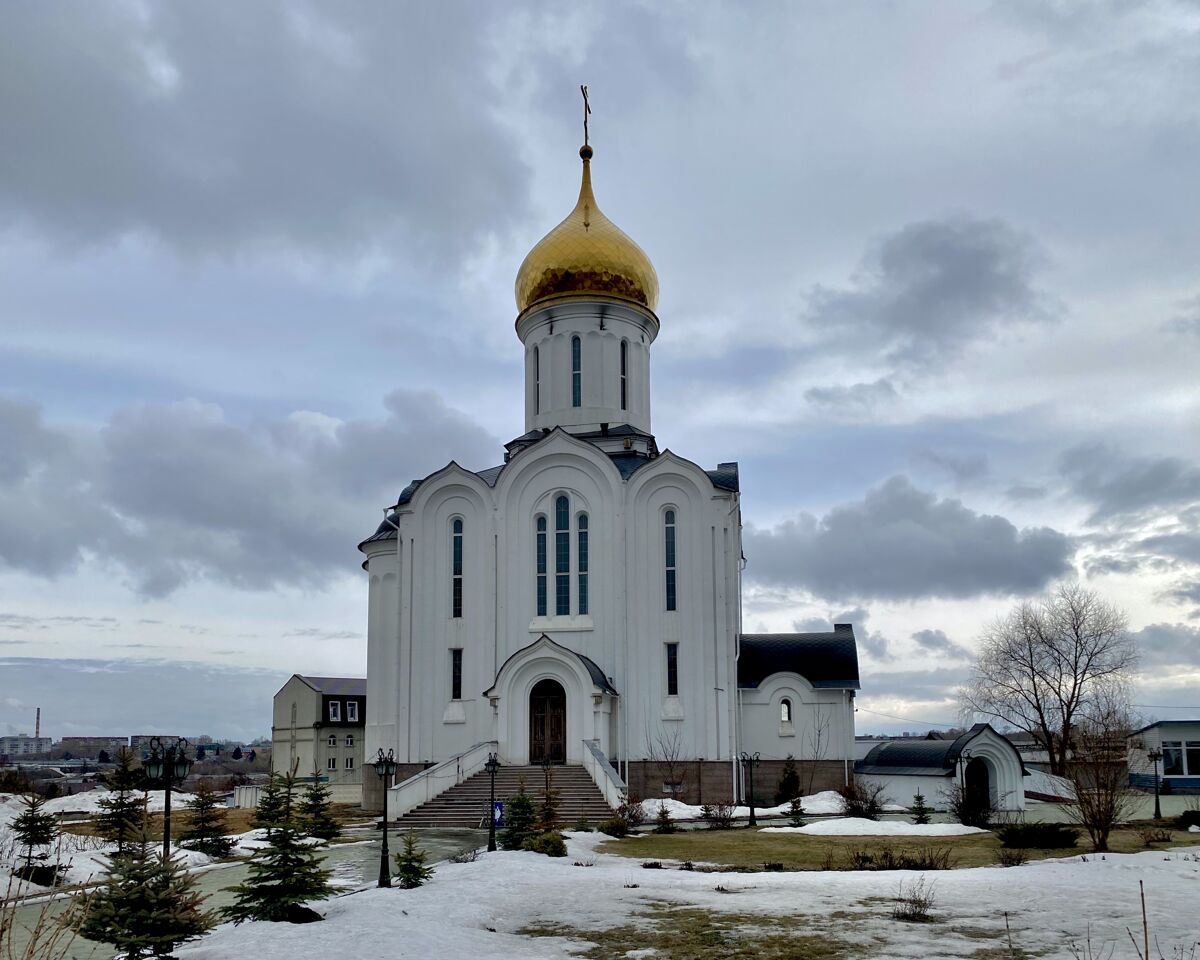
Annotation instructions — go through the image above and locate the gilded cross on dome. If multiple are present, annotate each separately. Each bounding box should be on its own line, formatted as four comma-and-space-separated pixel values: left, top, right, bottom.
580, 84, 591, 148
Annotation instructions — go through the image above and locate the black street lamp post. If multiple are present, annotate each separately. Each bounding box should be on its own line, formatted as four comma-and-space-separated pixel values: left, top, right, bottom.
372, 748, 399, 888
485, 753, 500, 852
740, 752, 761, 827
142, 737, 193, 863
1148, 748, 1163, 820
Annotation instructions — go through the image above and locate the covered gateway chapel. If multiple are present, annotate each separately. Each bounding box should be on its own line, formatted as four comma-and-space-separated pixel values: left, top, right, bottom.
358, 134, 860, 814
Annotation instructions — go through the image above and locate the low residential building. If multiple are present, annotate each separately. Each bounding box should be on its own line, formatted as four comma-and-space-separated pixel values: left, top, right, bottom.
1129, 719, 1200, 792
58, 736, 130, 758
0, 735, 52, 757
272, 675, 365, 802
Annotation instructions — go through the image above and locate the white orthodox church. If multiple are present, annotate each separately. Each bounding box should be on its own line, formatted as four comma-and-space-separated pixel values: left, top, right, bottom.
359, 138, 861, 812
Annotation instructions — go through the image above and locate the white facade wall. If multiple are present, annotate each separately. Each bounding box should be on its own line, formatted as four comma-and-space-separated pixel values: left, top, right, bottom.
738, 674, 856, 764
363, 430, 742, 770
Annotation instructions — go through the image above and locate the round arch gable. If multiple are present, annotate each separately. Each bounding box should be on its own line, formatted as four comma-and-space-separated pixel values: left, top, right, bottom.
485, 636, 614, 764
955, 729, 1026, 811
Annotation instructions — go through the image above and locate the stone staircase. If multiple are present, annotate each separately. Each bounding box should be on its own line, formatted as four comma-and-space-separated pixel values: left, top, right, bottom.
393, 764, 614, 828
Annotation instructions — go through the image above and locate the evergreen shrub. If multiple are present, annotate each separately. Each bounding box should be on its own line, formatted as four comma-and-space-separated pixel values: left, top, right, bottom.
598, 817, 628, 838
995, 823, 1079, 849
521, 831, 567, 857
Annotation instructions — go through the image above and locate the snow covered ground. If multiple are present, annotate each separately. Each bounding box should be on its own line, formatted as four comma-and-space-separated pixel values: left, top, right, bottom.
640, 789, 906, 822
175, 831, 1200, 960
761, 818, 988, 837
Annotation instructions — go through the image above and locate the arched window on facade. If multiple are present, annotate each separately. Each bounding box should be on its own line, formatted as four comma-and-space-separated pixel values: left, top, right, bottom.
535, 515, 548, 616
664, 509, 677, 611
620, 340, 628, 411
577, 513, 589, 615
780, 698, 792, 725
555, 495, 571, 615
571, 336, 582, 407
451, 518, 463, 618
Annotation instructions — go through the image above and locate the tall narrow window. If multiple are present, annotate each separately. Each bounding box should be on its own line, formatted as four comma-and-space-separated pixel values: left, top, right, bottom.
666, 643, 679, 696
555, 495, 570, 615
536, 516, 547, 616
450, 649, 463, 700
664, 509, 677, 611
578, 513, 589, 615
781, 698, 792, 724
533, 345, 540, 414
571, 336, 581, 407
451, 518, 463, 618
620, 340, 628, 411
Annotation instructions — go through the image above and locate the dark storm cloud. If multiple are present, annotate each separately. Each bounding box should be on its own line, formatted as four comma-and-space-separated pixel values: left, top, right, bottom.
1059, 443, 1200, 523
794, 606, 891, 661
0, 391, 497, 595
911, 629, 972, 661
1130, 622, 1200, 669
804, 379, 898, 413
745, 476, 1073, 602
803, 217, 1054, 369
0, 3, 527, 262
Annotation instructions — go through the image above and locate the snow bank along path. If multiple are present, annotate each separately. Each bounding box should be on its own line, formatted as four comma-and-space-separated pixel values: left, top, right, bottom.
176, 832, 1200, 960
761, 817, 989, 836
641, 789, 906, 821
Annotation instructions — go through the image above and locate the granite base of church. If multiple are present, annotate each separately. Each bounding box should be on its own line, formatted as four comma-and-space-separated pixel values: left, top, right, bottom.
624, 759, 850, 807
360, 762, 429, 814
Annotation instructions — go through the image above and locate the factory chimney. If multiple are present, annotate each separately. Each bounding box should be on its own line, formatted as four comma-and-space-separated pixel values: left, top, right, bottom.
35, 707, 40, 739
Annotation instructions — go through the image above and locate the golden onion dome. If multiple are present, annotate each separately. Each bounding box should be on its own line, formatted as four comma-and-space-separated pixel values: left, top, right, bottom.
515, 145, 659, 314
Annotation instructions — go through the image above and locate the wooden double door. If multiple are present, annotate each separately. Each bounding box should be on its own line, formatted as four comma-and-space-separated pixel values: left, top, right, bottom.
529, 678, 566, 764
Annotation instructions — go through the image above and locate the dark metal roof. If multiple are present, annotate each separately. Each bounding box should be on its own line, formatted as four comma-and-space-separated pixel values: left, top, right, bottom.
483, 635, 618, 697
737, 626, 860, 689
297, 676, 366, 697
1131, 719, 1200, 735
706, 462, 740, 492
855, 723, 1025, 776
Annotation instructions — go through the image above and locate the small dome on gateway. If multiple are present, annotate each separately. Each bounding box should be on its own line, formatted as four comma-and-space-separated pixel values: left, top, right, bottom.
514, 144, 659, 315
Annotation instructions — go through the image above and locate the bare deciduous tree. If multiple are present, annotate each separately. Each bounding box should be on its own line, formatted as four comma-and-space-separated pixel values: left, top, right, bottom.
1063, 690, 1139, 852
961, 583, 1136, 777
644, 725, 687, 799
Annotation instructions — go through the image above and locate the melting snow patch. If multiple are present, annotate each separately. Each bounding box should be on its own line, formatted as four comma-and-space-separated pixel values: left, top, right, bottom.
761, 817, 989, 837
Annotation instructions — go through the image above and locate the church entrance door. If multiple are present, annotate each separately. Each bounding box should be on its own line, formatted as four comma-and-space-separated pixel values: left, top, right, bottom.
964, 756, 990, 811
529, 678, 566, 764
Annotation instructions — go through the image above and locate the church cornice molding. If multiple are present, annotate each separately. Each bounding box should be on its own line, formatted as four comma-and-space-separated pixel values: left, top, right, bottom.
494, 426, 625, 501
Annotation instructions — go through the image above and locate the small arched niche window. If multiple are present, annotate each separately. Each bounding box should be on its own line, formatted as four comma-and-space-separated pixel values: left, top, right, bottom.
780, 698, 792, 725
535, 515, 548, 617
533, 345, 541, 414
450, 518, 463, 618
620, 340, 628, 411
664, 509, 677, 612
571, 336, 582, 407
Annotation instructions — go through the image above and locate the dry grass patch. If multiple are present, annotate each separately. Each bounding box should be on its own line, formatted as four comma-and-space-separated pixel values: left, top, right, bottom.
521, 903, 858, 960
597, 825, 1197, 871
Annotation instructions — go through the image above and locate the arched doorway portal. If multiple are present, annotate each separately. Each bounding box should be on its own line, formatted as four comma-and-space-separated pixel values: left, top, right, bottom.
529, 678, 566, 764
964, 756, 990, 811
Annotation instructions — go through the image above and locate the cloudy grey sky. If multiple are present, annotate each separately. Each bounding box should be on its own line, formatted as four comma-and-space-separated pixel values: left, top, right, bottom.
1, 1, 1197, 740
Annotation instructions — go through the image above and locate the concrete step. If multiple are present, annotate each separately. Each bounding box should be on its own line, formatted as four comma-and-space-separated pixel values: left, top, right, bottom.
393, 763, 615, 828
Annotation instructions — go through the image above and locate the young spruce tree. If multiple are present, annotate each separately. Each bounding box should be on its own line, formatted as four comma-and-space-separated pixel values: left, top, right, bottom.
78, 821, 214, 958
393, 829, 434, 889
251, 772, 291, 837
787, 796, 807, 828
499, 782, 537, 851
96, 748, 145, 856
774, 755, 801, 806
178, 780, 235, 858
12, 791, 58, 880
222, 772, 334, 924
910, 793, 932, 825
298, 774, 342, 841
